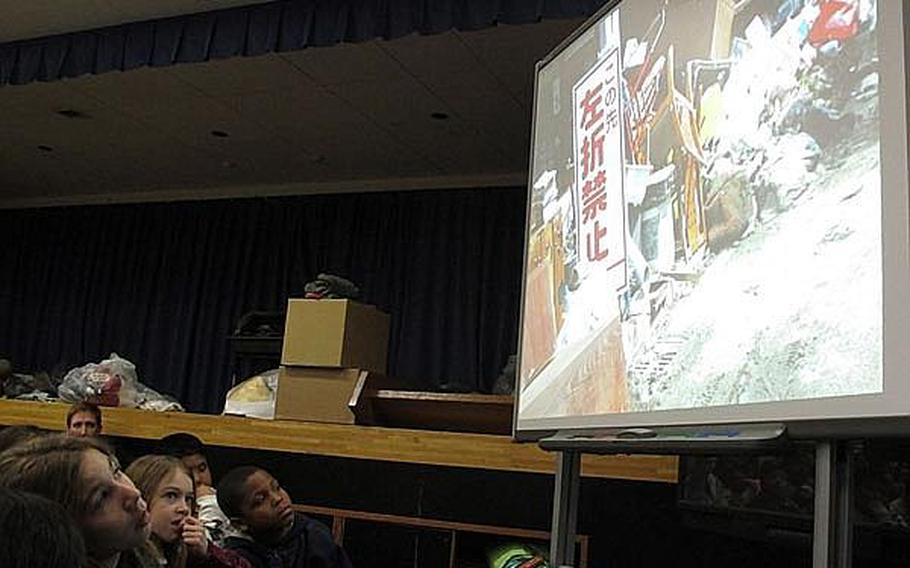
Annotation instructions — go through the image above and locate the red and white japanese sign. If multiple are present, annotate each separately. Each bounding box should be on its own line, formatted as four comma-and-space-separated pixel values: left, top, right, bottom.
572, 47, 627, 291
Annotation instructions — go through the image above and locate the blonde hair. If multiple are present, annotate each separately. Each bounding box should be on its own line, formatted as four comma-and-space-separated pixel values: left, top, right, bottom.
125, 455, 195, 568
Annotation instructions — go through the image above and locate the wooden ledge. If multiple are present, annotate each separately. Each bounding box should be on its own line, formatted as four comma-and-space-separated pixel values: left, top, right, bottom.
0, 399, 677, 483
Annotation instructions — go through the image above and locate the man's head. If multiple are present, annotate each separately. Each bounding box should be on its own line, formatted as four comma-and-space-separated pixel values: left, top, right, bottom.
217, 466, 294, 541
66, 402, 102, 437
159, 432, 212, 488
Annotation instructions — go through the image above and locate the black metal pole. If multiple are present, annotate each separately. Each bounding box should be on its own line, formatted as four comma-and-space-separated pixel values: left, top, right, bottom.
550, 450, 581, 567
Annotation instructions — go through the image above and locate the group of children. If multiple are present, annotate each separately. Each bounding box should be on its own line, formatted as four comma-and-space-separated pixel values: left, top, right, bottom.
0, 421, 352, 568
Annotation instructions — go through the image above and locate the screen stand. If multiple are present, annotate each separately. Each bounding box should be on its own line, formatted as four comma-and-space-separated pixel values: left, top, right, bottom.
541, 427, 862, 567
813, 440, 859, 568
549, 450, 581, 568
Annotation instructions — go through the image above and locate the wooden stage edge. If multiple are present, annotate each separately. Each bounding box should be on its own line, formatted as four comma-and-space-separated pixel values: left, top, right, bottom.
0, 400, 677, 483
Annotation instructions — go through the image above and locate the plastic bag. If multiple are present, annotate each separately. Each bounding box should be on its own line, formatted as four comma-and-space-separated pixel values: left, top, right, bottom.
58, 353, 140, 407
136, 383, 185, 412
223, 369, 279, 419
58, 354, 185, 411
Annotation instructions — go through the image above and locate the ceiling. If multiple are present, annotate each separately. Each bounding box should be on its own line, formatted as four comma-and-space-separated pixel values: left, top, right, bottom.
0, 2, 583, 208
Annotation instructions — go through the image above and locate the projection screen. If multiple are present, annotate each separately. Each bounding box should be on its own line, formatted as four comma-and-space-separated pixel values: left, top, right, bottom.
514, 0, 910, 438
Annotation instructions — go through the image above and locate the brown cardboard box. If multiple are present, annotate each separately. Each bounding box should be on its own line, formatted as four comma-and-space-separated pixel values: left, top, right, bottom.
281, 299, 389, 373
274, 366, 366, 424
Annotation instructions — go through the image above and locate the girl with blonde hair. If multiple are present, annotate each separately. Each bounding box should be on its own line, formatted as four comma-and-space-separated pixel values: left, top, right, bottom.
125, 454, 250, 568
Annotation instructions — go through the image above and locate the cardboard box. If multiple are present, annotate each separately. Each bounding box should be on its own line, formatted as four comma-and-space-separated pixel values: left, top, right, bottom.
281, 299, 389, 373
274, 366, 366, 424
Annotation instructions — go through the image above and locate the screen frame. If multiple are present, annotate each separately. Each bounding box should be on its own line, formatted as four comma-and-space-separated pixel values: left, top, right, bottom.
513, 0, 910, 442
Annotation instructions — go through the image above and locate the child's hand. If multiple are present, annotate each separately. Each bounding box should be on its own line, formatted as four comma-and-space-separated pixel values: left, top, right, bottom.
197, 484, 215, 497
181, 515, 209, 557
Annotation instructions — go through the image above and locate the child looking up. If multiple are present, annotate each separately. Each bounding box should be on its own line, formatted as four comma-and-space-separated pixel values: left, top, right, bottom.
125, 455, 251, 568
159, 432, 241, 546
217, 466, 352, 568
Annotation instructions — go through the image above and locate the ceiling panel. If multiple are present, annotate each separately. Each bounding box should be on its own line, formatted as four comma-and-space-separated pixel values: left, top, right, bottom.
458, 20, 584, 104
167, 54, 315, 97
380, 31, 480, 75
280, 41, 410, 86
0, 17, 585, 206
422, 69, 526, 124
0, 79, 107, 118
331, 76, 449, 130
72, 67, 206, 108
226, 85, 366, 133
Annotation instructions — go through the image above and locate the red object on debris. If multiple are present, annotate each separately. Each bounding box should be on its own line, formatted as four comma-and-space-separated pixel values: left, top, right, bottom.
87, 371, 123, 407
808, 0, 859, 48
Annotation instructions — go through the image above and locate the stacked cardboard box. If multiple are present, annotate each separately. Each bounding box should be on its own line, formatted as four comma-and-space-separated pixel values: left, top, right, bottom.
275, 299, 390, 424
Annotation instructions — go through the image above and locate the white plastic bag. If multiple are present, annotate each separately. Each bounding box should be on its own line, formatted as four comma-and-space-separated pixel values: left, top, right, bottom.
222, 369, 278, 419
58, 353, 140, 407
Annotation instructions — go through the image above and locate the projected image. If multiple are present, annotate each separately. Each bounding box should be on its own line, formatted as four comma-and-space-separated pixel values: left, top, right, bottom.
519, 0, 882, 422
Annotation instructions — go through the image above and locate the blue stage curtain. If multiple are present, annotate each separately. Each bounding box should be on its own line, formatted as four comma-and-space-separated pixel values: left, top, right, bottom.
0, 187, 525, 413
0, 0, 610, 87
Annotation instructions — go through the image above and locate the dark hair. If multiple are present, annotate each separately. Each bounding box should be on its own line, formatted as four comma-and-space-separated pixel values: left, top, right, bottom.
0, 434, 115, 519
66, 402, 103, 429
216, 466, 262, 519
0, 487, 88, 568
0, 425, 45, 453
159, 432, 205, 458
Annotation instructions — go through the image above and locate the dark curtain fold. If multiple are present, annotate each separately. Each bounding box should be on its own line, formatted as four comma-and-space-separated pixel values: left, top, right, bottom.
0, 0, 610, 87
0, 187, 526, 413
